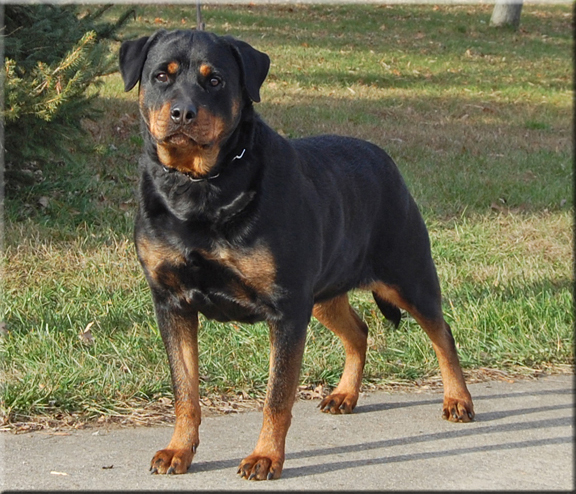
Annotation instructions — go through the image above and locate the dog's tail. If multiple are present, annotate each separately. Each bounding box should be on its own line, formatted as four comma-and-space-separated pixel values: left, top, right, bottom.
372, 292, 402, 328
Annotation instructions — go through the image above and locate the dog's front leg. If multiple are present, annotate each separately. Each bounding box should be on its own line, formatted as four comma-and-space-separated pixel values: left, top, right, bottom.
238, 314, 308, 480
150, 303, 201, 475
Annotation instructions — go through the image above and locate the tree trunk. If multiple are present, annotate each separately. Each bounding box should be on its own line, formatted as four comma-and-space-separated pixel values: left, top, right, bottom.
490, 0, 523, 29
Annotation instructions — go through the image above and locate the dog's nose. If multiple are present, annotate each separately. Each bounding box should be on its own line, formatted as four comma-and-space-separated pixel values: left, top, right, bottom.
170, 103, 197, 125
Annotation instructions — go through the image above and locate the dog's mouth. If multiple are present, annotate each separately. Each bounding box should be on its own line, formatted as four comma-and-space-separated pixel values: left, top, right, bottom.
163, 132, 197, 147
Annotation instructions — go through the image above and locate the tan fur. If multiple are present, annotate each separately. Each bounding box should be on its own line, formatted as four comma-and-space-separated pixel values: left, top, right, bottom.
202, 243, 277, 297
167, 61, 179, 74
367, 281, 474, 421
136, 236, 185, 284
199, 63, 212, 77
313, 295, 368, 414
148, 102, 173, 142
150, 107, 227, 177
150, 313, 200, 474
366, 281, 412, 312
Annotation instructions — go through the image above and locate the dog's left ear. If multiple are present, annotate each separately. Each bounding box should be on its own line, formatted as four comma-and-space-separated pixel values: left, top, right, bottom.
119, 30, 166, 92
226, 37, 270, 103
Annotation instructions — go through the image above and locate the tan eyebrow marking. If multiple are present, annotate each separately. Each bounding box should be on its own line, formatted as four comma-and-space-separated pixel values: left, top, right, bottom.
199, 64, 212, 77
167, 62, 179, 74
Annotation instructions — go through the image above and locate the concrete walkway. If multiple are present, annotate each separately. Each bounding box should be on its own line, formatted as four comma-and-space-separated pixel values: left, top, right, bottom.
1, 374, 573, 491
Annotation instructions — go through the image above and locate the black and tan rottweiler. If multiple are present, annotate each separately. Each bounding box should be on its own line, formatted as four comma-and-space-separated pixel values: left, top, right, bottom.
119, 29, 474, 481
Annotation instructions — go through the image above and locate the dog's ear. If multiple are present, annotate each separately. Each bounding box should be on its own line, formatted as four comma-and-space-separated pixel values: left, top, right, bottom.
119, 30, 165, 92
226, 37, 270, 103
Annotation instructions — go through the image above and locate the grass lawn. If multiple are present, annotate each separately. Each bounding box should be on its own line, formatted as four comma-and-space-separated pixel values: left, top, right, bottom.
1, 4, 572, 427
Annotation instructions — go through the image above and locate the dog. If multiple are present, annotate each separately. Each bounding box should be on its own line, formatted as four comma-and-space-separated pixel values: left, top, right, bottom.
119, 29, 474, 481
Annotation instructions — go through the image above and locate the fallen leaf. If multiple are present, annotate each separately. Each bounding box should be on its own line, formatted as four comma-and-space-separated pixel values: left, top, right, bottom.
120, 199, 135, 211
79, 322, 95, 346
159, 397, 173, 406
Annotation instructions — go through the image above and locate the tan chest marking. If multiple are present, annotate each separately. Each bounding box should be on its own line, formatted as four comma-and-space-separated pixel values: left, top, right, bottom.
137, 236, 277, 300
202, 243, 277, 297
136, 236, 185, 289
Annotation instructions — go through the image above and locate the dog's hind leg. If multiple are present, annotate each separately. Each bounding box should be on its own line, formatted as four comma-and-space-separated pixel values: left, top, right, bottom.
370, 280, 475, 422
313, 294, 368, 414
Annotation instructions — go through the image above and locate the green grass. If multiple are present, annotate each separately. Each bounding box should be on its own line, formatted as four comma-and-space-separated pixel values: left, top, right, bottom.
1, 4, 572, 424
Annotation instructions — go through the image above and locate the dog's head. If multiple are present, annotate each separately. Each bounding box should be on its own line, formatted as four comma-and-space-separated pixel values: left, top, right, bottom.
119, 30, 270, 177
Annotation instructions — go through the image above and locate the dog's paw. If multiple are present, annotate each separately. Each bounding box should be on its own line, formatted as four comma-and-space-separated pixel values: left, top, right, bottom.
237, 453, 283, 480
442, 397, 475, 423
319, 392, 358, 414
150, 447, 194, 474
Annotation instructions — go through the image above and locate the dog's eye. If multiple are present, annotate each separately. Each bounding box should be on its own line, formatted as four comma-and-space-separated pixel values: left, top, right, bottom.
155, 72, 169, 83
209, 77, 221, 87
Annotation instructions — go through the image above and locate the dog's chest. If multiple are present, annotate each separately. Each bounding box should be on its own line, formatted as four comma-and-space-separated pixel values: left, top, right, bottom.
136, 235, 279, 322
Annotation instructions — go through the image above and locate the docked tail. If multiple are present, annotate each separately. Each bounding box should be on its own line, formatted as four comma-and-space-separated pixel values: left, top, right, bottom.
372, 292, 402, 328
